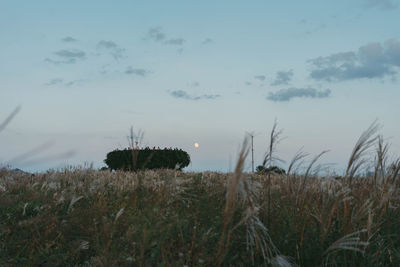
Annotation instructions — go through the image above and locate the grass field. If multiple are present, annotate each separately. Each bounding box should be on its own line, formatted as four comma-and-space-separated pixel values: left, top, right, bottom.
1, 155, 399, 266
1, 123, 399, 266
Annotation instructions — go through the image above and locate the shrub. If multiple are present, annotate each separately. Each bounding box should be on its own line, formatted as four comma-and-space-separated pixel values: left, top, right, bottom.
104, 147, 190, 171
256, 165, 286, 174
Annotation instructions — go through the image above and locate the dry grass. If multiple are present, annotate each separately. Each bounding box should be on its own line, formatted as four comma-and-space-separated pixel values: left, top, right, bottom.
1, 154, 399, 266
1, 115, 399, 266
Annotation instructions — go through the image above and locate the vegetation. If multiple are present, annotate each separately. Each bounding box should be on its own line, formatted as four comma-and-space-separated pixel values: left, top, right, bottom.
256, 165, 286, 174
1, 166, 399, 266
104, 147, 191, 171
1, 109, 399, 266
1, 123, 400, 266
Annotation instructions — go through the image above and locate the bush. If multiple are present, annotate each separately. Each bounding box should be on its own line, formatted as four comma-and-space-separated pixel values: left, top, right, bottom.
104, 147, 190, 171
256, 165, 286, 174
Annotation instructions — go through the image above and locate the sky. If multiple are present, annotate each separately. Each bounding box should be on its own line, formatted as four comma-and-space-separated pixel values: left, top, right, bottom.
1, 0, 399, 173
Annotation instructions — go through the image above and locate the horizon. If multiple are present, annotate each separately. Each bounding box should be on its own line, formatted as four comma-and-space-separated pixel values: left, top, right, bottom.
1, 0, 399, 173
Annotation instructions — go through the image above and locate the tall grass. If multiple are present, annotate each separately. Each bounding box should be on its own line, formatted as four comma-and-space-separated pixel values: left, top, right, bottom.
1, 121, 399, 266
0, 106, 20, 133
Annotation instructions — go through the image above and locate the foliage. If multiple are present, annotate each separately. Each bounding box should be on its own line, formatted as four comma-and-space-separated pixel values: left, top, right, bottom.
104, 147, 190, 171
1, 164, 399, 266
256, 165, 286, 174
1, 119, 399, 266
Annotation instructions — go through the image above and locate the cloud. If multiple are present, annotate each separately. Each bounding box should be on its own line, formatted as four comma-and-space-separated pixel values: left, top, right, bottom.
45, 78, 64, 86
299, 19, 308, 24
298, 18, 327, 35
188, 81, 200, 87
61, 36, 77, 42
125, 66, 151, 76
97, 40, 118, 49
45, 78, 84, 87
165, 38, 186, 46
202, 38, 213, 45
44, 58, 68, 64
308, 39, 400, 81
97, 40, 126, 60
55, 49, 85, 59
245, 81, 252, 86
146, 27, 166, 42
254, 75, 266, 81
45, 49, 86, 64
170, 90, 220, 100
65, 79, 84, 86
271, 70, 294, 86
145, 27, 186, 46
267, 87, 331, 102
364, 0, 398, 9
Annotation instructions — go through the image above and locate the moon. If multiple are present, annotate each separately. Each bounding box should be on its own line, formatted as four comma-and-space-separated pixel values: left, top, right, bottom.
194, 142, 199, 148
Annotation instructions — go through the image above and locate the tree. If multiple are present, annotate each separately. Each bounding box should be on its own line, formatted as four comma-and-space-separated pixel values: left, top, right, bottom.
256, 165, 286, 175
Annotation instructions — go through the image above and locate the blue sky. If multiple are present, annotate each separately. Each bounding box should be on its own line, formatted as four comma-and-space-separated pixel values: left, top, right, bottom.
1, 0, 399, 172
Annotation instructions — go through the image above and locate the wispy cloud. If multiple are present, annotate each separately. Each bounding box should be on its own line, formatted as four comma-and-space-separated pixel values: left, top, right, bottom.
147, 27, 166, 42
271, 70, 294, 86
170, 90, 220, 101
202, 38, 213, 45
145, 27, 186, 46
45, 49, 86, 64
298, 18, 328, 35
45, 78, 64, 86
267, 87, 331, 102
65, 79, 85, 87
364, 0, 398, 10
254, 75, 266, 81
165, 38, 186, 45
97, 40, 118, 49
61, 36, 77, 42
299, 18, 308, 24
125, 66, 151, 76
188, 81, 200, 87
97, 40, 126, 60
45, 78, 84, 87
55, 49, 85, 58
308, 39, 400, 81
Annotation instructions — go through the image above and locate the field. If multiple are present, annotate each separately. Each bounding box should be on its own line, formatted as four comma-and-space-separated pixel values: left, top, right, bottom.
1, 123, 400, 266
1, 147, 399, 266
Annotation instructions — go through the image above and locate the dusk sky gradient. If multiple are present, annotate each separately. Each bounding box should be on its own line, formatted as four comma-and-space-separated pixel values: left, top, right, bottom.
1, 0, 399, 173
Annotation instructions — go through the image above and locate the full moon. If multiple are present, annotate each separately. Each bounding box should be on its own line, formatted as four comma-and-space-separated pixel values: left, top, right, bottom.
194, 142, 199, 148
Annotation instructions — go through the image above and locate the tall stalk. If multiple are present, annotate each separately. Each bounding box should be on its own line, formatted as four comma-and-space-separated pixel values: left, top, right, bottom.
262, 120, 283, 230
0, 106, 21, 133
345, 120, 379, 187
